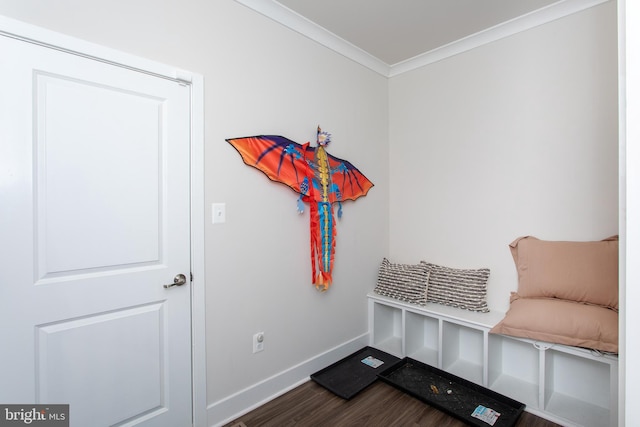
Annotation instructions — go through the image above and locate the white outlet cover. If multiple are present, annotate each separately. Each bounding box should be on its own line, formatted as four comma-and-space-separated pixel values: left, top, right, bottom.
253, 332, 264, 353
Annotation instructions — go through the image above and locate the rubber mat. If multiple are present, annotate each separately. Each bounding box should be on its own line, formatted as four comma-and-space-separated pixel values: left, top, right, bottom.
310, 346, 401, 400
378, 358, 525, 427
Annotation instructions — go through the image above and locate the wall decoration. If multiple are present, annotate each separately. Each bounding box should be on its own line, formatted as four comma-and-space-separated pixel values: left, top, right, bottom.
226, 127, 373, 291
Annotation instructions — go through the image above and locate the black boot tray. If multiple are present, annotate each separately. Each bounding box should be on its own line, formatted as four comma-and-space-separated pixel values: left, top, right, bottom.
378, 358, 525, 427
310, 346, 401, 399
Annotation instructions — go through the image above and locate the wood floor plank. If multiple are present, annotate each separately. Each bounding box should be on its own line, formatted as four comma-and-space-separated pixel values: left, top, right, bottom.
224, 380, 562, 427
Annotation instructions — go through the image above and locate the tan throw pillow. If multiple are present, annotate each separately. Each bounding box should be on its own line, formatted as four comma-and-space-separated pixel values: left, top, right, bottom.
374, 258, 429, 305
510, 235, 618, 310
490, 294, 618, 353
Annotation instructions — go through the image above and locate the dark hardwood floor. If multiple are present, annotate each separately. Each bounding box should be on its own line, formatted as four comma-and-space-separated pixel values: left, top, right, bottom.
223, 380, 561, 427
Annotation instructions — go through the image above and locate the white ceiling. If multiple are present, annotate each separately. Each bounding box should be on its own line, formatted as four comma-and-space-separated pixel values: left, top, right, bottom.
234, 0, 608, 76
275, 0, 559, 65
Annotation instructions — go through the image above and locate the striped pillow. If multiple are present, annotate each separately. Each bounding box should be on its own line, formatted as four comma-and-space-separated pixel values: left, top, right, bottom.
424, 262, 490, 312
374, 258, 429, 305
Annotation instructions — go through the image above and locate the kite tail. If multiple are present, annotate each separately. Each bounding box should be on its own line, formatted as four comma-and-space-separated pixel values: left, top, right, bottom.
315, 271, 332, 290
309, 201, 335, 291
309, 205, 318, 285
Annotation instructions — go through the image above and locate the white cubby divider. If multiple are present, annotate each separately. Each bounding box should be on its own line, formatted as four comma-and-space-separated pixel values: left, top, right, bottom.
368, 292, 618, 427
488, 334, 540, 409
371, 300, 403, 356
441, 320, 484, 385
405, 311, 439, 366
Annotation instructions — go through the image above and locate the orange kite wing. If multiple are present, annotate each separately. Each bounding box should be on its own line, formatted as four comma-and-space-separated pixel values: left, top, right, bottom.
226, 135, 373, 203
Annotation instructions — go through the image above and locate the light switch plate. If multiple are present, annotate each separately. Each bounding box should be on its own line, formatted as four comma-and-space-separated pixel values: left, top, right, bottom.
212, 203, 226, 224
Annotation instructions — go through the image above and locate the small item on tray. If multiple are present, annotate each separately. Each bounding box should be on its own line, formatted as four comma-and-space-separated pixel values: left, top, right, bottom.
471, 405, 501, 426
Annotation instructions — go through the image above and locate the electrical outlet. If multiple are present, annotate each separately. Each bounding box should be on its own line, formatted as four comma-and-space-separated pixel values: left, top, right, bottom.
253, 332, 264, 353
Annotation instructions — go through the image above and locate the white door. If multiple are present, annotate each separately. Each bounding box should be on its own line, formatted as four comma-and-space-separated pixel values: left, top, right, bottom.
0, 33, 193, 427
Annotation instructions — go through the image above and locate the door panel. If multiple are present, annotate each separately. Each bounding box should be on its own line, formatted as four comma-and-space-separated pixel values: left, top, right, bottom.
0, 34, 192, 427
36, 303, 166, 424
35, 72, 164, 277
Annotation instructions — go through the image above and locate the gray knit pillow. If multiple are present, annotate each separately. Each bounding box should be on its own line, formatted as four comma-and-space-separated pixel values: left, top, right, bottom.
423, 262, 490, 312
374, 258, 429, 305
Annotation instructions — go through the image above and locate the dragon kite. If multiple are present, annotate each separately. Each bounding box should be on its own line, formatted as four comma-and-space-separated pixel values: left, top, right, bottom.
226, 127, 374, 291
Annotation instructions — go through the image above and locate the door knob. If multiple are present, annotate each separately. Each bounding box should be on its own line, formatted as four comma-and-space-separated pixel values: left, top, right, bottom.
164, 273, 187, 289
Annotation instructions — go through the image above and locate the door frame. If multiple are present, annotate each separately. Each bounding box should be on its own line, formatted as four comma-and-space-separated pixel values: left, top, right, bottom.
0, 15, 207, 427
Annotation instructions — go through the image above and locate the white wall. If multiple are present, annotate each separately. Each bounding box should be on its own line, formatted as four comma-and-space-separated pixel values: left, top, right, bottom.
389, 1, 619, 312
620, 0, 639, 424
0, 0, 389, 424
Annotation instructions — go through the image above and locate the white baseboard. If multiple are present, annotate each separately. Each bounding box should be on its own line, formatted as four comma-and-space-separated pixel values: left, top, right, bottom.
207, 333, 370, 427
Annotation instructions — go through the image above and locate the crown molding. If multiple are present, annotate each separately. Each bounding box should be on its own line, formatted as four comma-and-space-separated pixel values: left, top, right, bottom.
233, 0, 390, 76
389, 0, 611, 77
238, 0, 610, 78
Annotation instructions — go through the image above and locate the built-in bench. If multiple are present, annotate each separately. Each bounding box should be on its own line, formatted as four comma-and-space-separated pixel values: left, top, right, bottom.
367, 292, 618, 427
